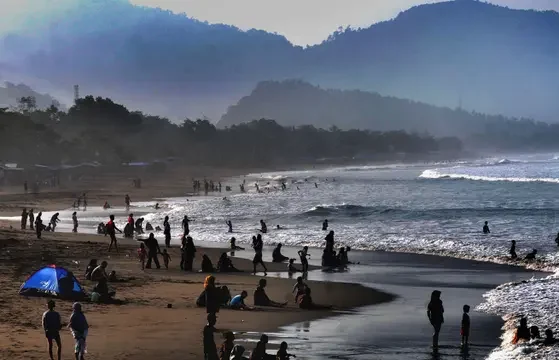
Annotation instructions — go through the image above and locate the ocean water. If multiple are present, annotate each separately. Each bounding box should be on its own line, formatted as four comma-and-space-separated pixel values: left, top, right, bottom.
7, 153, 559, 359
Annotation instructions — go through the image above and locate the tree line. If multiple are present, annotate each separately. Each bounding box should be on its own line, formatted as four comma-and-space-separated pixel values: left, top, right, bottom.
0, 95, 462, 166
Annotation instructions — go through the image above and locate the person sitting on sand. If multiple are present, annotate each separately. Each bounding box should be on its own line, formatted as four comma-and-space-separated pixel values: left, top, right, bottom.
84, 259, 97, 280
58, 272, 75, 299
260, 220, 267, 234
108, 271, 117, 282
510, 240, 517, 259
230, 237, 244, 251
220, 286, 232, 306
272, 244, 289, 263
229, 345, 247, 360
226, 220, 233, 233
276, 341, 296, 360
292, 277, 308, 302
91, 261, 109, 281
525, 249, 537, 260
483, 221, 490, 234
217, 253, 241, 272
512, 317, 530, 344
201, 254, 216, 273
219, 331, 235, 360
145, 222, 154, 231
254, 279, 287, 308
530, 326, 541, 340
97, 222, 106, 235
298, 287, 331, 310
92, 277, 116, 303
288, 259, 300, 274
230, 291, 253, 310
544, 329, 557, 345
250, 334, 274, 360
203, 313, 219, 360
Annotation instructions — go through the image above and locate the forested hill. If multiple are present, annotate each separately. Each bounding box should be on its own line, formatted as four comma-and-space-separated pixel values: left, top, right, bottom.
1, 0, 559, 121
219, 80, 559, 151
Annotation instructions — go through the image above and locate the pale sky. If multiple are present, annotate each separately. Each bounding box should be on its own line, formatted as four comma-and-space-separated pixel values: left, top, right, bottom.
0, 0, 558, 45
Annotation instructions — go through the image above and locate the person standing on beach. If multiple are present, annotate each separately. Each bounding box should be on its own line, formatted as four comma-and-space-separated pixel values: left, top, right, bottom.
69, 302, 89, 360
226, 220, 233, 233
325, 231, 335, 253
138, 243, 147, 270
49, 213, 60, 232
125, 194, 131, 211
72, 212, 78, 233
204, 275, 220, 317
252, 234, 268, 276
21, 208, 28, 230
42, 300, 62, 360
427, 290, 444, 350
35, 212, 43, 239
143, 233, 161, 269
298, 246, 310, 273
203, 313, 219, 360
29, 209, 35, 230
161, 249, 171, 269
106, 215, 122, 253
510, 240, 517, 259
82, 193, 87, 211
182, 215, 191, 236
483, 221, 490, 234
164, 216, 171, 248
461, 304, 470, 347
182, 237, 196, 270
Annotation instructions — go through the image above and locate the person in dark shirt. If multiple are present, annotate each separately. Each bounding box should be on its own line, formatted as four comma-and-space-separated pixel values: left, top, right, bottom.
461, 305, 470, 347
544, 329, 558, 345
201, 254, 215, 272
272, 244, 289, 263
219, 331, 235, 360
250, 334, 275, 360
93, 277, 116, 302
142, 233, 161, 269
204, 275, 220, 316
163, 216, 171, 248
252, 234, 267, 276
21, 208, 28, 230
84, 259, 97, 280
298, 287, 331, 310
42, 300, 62, 360
324, 231, 335, 252
217, 253, 241, 272
182, 215, 191, 236
525, 249, 537, 260
427, 290, 444, 350
513, 317, 530, 344
28, 209, 35, 230
510, 240, 517, 259
203, 313, 219, 360
260, 220, 267, 234
106, 215, 122, 253
72, 212, 78, 233
483, 221, 490, 234
276, 341, 296, 360
58, 272, 75, 299
254, 279, 287, 308
322, 219, 328, 231
226, 220, 233, 233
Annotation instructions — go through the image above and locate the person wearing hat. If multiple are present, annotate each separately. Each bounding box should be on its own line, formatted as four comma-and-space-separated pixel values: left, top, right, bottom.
42, 300, 62, 360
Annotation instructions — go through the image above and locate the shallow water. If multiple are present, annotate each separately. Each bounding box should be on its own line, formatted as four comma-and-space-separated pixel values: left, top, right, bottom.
6, 153, 559, 358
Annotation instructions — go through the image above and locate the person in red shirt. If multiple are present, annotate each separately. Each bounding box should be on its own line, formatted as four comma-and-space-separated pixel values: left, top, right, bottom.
105, 215, 122, 253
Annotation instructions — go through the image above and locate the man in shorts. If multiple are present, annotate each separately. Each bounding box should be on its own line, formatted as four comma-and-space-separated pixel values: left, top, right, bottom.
42, 300, 62, 360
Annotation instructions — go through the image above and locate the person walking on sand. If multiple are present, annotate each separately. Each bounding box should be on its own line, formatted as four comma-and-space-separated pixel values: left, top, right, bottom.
29, 208, 35, 230
21, 208, 28, 230
161, 249, 171, 269
252, 234, 268, 276
164, 216, 171, 248
72, 212, 78, 233
35, 212, 44, 239
106, 215, 122, 252
138, 243, 147, 270
483, 221, 490, 234
427, 290, 444, 350
68, 302, 89, 360
143, 233, 161, 269
43, 300, 62, 360
461, 304, 470, 347
204, 313, 219, 360
49, 213, 60, 232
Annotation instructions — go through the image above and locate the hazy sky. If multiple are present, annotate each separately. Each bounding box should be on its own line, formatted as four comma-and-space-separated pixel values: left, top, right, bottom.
128, 0, 559, 45
1, 0, 558, 45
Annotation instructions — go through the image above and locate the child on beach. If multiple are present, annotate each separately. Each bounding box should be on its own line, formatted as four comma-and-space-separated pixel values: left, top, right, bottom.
292, 276, 308, 303
276, 341, 296, 359
42, 300, 62, 360
297, 246, 310, 273
69, 302, 89, 360
161, 249, 172, 269
138, 243, 147, 270
288, 259, 300, 274
461, 304, 470, 347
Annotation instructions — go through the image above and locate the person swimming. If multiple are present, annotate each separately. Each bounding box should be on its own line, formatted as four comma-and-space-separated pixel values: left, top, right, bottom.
322, 219, 328, 231
525, 249, 537, 260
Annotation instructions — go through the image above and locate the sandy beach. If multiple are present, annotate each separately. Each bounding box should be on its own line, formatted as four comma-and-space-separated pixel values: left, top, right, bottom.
0, 220, 394, 360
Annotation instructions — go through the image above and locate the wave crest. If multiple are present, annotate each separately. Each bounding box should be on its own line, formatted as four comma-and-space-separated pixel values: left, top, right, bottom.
419, 169, 559, 184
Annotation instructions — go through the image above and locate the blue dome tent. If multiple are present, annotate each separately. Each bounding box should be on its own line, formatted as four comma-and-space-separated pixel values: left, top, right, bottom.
20, 265, 86, 300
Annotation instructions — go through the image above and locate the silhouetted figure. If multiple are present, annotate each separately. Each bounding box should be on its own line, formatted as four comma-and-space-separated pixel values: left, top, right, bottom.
135, 217, 144, 234
201, 254, 215, 272
276, 341, 296, 360
525, 249, 537, 260
292, 276, 308, 303
230, 237, 244, 251
226, 220, 233, 233
35, 212, 43, 239
161, 249, 171, 269
250, 334, 274, 360
72, 212, 78, 232
483, 221, 490, 234
142, 233, 161, 269
125, 194, 131, 211
84, 259, 97, 280
325, 231, 335, 252
219, 331, 235, 360
461, 305, 470, 347
272, 243, 289, 263
204, 275, 220, 316
21, 208, 28, 230
42, 299, 62, 360
544, 329, 557, 345
298, 246, 310, 273
298, 287, 331, 310
182, 215, 191, 235
92, 277, 116, 303
322, 219, 328, 231
252, 234, 267, 275
510, 240, 517, 259
28, 209, 34, 230
24, 181, 28, 193
145, 222, 153, 231
181, 236, 197, 271
106, 215, 122, 253
217, 253, 240, 272
49, 213, 60, 232
260, 220, 267, 234
427, 290, 444, 350
254, 279, 287, 307
530, 326, 540, 340
513, 317, 530, 344
203, 313, 219, 360
555, 232, 559, 246
163, 216, 171, 248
